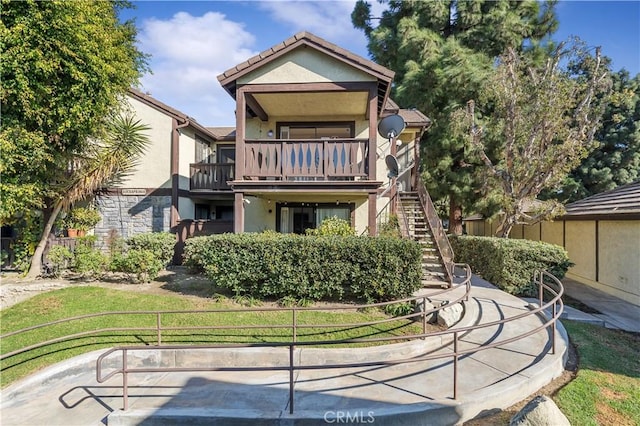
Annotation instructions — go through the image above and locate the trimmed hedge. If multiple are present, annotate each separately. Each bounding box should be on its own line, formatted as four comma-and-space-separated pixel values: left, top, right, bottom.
450, 235, 572, 296
127, 232, 176, 266
183, 233, 422, 302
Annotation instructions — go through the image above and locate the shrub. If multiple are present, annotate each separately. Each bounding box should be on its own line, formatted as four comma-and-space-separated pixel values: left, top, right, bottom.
379, 214, 401, 238
306, 217, 355, 236
184, 233, 422, 303
127, 232, 175, 266
111, 249, 163, 283
73, 242, 108, 279
46, 246, 73, 277
450, 235, 573, 296
67, 207, 101, 231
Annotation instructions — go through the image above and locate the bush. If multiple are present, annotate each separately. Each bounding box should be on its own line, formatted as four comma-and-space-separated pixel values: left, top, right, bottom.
184, 233, 422, 303
379, 214, 401, 238
127, 232, 175, 266
46, 246, 73, 277
73, 242, 108, 279
450, 235, 573, 296
111, 249, 163, 282
305, 217, 355, 236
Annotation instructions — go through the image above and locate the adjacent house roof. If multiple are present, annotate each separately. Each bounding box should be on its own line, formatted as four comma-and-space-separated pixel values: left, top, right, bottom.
206, 127, 236, 141
384, 99, 431, 128
217, 31, 395, 114
127, 88, 217, 141
564, 180, 640, 219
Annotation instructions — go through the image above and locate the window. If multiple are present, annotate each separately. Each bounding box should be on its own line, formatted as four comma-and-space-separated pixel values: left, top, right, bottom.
195, 204, 211, 220
277, 122, 354, 139
195, 137, 213, 163
277, 203, 352, 234
217, 145, 235, 163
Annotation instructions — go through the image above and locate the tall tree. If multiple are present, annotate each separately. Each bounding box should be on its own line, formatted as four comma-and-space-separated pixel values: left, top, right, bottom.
0, 0, 147, 222
353, 0, 558, 234
551, 70, 640, 202
463, 42, 611, 237
1, 0, 147, 270
27, 114, 151, 278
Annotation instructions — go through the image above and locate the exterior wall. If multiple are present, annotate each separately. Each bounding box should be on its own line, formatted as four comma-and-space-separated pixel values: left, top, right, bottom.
177, 127, 198, 191
565, 221, 597, 281
178, 197, 195, 221
238, 48, 375, 85
94, 194, 171, 247
540, 221, 564, 247
597, 221, 640, 304
123, 96, 173, 188
244, 197, 275, 233
354, 199, 369, 235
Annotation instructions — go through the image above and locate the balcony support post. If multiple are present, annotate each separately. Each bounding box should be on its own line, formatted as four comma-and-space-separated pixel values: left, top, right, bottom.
368, 192, 377, 236
368, 85, 378, 181
234, 192, 244, 233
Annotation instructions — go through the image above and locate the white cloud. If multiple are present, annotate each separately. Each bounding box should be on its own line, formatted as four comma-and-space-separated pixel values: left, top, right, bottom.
137, 11, 258, 125
257, 1, 378, 57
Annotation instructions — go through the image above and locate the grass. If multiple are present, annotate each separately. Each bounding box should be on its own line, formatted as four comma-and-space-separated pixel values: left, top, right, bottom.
0, 286, 424, 387
554, 321, 640, 426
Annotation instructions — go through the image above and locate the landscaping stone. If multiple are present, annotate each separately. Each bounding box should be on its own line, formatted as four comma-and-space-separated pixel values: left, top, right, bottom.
437, 302, 463, 327
413, 299, 439, 323
509, 395, 570, 426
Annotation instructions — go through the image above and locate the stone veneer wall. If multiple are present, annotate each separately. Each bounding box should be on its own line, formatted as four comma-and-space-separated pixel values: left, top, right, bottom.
94, 194, 171, 249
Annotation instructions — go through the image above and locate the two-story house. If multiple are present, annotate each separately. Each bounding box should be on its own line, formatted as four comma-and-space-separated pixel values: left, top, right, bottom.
94, 32, 451, 283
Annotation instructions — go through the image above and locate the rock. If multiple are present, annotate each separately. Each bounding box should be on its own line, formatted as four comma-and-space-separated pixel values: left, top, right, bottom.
414, 299, 439, 323
436, 302, 463, 327
510, 395, 570, 426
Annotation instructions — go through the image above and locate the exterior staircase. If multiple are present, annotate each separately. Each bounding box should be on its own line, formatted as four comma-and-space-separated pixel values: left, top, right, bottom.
397, 187, 454, 288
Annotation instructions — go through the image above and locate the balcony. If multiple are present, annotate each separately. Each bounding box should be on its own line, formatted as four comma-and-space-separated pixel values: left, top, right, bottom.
243, 138, 369, 181
190, 163, 234, 191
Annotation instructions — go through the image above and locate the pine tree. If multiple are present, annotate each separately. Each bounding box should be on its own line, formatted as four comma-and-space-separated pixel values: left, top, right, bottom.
553, 70, 640, 202
352, 0, 557, 234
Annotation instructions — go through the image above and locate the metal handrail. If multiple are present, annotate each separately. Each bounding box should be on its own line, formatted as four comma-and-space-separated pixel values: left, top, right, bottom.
2, 268, 564, 417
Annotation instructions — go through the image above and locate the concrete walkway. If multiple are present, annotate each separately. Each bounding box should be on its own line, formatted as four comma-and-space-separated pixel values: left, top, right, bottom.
1, 278, 568, 426
561, 278, 640, 333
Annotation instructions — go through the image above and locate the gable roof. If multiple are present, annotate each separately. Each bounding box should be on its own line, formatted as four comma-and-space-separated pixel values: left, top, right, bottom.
127, 88, 217, 141
564, 180, 640, 219
217, 31, 395, 114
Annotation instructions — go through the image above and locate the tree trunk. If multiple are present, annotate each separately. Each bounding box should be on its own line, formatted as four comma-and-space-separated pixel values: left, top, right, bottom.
26, 201, 63, 279
495, 214, 515, 238
448, 197, 463, 236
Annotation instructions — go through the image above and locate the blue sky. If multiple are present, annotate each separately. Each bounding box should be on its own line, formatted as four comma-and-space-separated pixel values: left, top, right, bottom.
120, 1, 640, 126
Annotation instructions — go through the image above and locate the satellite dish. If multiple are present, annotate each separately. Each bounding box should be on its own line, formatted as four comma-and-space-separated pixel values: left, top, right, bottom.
378, 114, 406, 140
385, 154, 399, 178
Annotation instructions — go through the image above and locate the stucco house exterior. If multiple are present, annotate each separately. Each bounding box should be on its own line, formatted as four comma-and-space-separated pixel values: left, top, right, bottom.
93, 32, 441, 264
464, 181, 640, 306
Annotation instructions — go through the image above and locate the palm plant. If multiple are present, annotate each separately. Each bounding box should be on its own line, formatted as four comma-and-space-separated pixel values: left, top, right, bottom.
27, 114, 151, 278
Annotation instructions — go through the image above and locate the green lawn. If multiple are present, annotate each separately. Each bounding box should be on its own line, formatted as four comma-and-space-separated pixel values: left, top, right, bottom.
554, 321, 640, 426
0, 286, 422, 387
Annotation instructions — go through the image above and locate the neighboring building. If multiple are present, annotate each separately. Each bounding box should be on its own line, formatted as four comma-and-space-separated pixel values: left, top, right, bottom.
94, 31, 430, 250
465, 181, 640, 306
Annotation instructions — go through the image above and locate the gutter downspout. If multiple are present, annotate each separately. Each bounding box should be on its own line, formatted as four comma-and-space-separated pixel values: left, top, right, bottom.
171, 118, 190, 228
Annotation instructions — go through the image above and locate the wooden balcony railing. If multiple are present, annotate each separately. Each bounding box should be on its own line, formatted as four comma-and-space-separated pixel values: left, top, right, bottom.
243, 138, 369, 180
190, 163, 234, 191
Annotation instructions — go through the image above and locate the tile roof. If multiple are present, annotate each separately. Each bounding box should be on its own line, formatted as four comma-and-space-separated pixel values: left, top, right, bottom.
217, 31, 395, 88
383, 99, 431, 127
206, 127, 236, 141
564, 180, 640, 218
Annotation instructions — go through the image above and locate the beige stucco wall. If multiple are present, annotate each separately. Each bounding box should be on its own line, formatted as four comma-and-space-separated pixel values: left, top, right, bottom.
598, 221, 640, 303
123, 96, 173, 188
565, 221, 597, 281
244, 197, 275, 232
540, 221, 564, 247
523, 223, 541, 241
238, 48, 375, 85
177, 127, 198, 191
